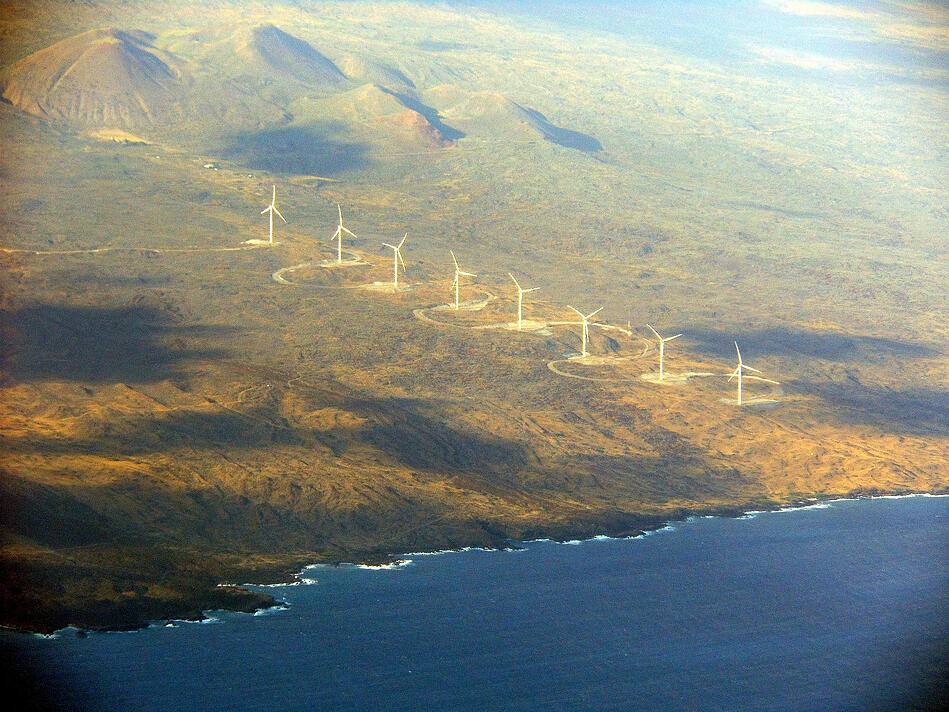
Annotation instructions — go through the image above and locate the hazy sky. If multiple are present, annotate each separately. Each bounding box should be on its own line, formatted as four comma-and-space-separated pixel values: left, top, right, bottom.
418, 0, 949, 87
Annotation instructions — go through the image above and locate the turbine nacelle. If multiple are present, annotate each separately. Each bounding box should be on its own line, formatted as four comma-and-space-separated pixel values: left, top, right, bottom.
567, 305, 603, 323
509, 273, 539, 295
261, 186, 287, 222
646, 324, 682, 344
383, 233, 408, 268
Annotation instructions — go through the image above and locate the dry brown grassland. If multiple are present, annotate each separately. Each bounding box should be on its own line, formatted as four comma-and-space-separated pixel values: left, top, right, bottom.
0, 0, 946, 631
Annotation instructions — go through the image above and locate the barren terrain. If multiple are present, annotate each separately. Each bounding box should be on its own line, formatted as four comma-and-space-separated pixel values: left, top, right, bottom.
1, 0, 947, 632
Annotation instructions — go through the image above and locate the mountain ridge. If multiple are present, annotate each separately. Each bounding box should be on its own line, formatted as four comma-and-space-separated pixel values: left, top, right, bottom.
0, 27, 187, 128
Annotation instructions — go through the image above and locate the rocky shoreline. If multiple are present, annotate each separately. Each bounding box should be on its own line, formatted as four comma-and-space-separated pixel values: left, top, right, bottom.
8, 488, 944, 637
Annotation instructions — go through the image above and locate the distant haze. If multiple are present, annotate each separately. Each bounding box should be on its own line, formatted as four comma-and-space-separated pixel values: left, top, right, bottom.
420, 0, 949, 86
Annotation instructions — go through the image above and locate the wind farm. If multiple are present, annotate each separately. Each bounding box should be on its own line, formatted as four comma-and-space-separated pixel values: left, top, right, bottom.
0, 0, 946, 643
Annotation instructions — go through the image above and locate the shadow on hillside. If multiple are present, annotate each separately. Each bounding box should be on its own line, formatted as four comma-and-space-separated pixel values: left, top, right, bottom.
0, 380, 764, 504
348, 396, 526, 472
0, 469, 319, 552
0, 390, 756, 553
383, 89, 466, 141
789, 380, 949, 436
725, 200, 828, 220
523, 107, 602, 153
682, 326, 939, 362
0, 393, 528, 475
225, 123, 370, 175
0, 304, 230, 383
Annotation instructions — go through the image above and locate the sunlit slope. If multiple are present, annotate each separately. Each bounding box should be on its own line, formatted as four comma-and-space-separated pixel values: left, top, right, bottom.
0, 17, 603, 167
427, 85, 602, 151
333, 53, 416, 93
0, 28, 187, 128
159, 22, 351, 96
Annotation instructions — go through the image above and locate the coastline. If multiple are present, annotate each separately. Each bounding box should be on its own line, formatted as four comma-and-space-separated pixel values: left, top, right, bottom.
280, 489, 949, 576
14, 488, 946, 639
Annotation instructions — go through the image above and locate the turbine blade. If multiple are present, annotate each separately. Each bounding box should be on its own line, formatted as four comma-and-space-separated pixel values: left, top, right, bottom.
524, 287, 540, 293
734, 341, 742, 363
383, 242, 395, 249
567, 305, 584, 318
646, 324, 661, 340
260, 207, 270, 214
509, 273, 521, 289
744, 365, 762, 373
666, 333, 683, 341
272, 185, 276, 201
450, 250, 459, 270
586, 307, 604, 319
331, 227, 341, 241
337, 204, 343, 222
459, 270, 476, 277
398, 250, 406, 269
273, 207, 287, 223
342, 226, 357, 238
399, 233, 407, 248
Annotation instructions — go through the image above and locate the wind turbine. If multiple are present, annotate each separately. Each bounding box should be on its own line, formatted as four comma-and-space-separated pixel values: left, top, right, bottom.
450, 250, 476, 310
509, 273, 539, 330
330, 204, 357, 263
646, 324, 682, 381
260, 185, 286, 245
728, 341, 761, 406
567, 305, 603, 358
382, 233, 407, 287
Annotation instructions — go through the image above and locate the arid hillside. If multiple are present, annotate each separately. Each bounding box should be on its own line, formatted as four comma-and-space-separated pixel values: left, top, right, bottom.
0, 28, 187, 128
1, 0, 946, 632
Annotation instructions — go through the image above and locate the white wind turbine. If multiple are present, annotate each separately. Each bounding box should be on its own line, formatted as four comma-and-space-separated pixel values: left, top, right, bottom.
646, 324, 682, 381
260, 185, 286, 245
450, 250, 476, 310
567, 305, 603, 358
509, 273, 539, 330
330, 204, 357, 263
382, 233, 407, 287
728, 341, 777, 405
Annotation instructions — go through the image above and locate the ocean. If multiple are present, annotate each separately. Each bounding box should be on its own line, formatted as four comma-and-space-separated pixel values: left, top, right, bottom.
5, 495, 947, 711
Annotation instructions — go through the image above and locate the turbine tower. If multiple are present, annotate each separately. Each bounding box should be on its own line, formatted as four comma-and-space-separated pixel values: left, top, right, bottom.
728, 341, 761, 405
567, 305, 603, 358
331, 204, 357, 263
260, 185, 286, 245
450, 250, 476, 310
383, 233, 407, 287
646, 324, 682, 381
509, 273, 539, 330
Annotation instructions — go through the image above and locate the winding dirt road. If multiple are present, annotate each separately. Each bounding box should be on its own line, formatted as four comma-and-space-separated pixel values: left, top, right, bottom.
1, 243, 273, 257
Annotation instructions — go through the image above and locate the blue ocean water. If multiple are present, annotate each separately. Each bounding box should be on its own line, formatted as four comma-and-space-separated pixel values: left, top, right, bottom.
4, 495, 947, 711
